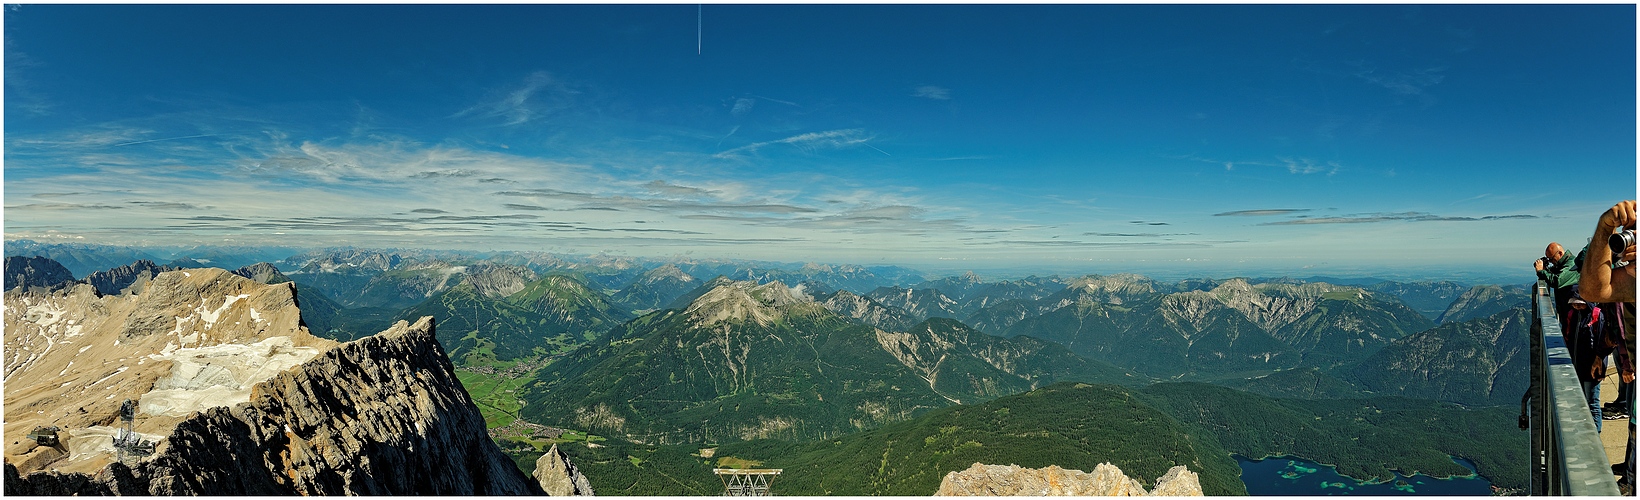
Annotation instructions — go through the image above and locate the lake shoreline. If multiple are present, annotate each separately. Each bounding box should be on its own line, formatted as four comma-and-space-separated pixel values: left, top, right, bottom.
1233, 453, 1493, 496
1230, 452, 1488, 484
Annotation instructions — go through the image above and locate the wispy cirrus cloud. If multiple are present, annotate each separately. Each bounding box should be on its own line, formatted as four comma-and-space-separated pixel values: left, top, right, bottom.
1083, 231, 1197, 237
1177, 154, 1341, 175
1260, 211, 1538, 226
713, 129, 874, 158
494, 188, 816, 215
9, 126, 155, 150
1352, 63, 1447, 96
1278, 157, 1340, 175
912, 85, 951, 100
452, 70, 574, 125
1213, 209, 1312, 217
644, 180, 719, 198
4, 45, 55, 116
731, 98, 755, 116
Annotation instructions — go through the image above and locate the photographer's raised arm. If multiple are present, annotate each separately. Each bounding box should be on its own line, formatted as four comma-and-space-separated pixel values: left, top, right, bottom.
1579, 200, 1637, 303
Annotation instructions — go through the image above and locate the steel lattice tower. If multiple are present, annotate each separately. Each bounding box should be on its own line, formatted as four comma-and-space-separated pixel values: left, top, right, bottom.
714, 468, 781, 496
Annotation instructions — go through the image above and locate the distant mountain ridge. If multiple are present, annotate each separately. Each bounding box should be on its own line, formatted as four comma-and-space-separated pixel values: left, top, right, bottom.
1346, 306, 1531, 406
3, 256, 76, 292
4, 240, 159, 278
993, 277, 1434, 378
522, 278, 1135, 444
611, 264, 699, 311
866, 286, 963, 322
399, 273, 632, 363
1436, 284, 1530, 324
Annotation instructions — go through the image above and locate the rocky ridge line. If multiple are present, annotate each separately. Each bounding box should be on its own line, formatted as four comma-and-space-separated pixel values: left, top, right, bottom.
935, 462, 1202, 496
7, 316, 547, 495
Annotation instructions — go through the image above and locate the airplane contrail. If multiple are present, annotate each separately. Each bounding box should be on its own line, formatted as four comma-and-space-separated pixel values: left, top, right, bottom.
111, 134, 215, 147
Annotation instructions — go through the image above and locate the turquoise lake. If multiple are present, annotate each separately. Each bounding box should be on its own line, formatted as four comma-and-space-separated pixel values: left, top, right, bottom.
1234, 454, 1492, 495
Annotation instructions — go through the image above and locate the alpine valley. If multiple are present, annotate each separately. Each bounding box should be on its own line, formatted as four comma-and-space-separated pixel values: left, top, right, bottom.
3, 242, 1532, 495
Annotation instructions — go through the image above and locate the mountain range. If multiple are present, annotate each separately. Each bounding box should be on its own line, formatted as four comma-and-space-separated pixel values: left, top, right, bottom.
1, 247, 1540, 495
399, 271, 633, 364
520, 278, 1137, 445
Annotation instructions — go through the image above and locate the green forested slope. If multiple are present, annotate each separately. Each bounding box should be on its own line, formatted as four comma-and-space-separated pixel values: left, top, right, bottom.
397, 274, 631, 363
543, 383, 1245, 496
713, 383, 1245, 495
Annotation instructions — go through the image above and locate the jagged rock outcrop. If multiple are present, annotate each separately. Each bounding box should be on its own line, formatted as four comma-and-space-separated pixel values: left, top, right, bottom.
5, 268, 560, 495
7, 315, 546, 495
935, 462, 1201, 496
533, 443, 594, 496
231, 262, 291, 284
81, 260, 174, 296
4, 256, 76, 292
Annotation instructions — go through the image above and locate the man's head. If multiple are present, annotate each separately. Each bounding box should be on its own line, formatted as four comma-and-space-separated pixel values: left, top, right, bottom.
1546, 242, 1566, 261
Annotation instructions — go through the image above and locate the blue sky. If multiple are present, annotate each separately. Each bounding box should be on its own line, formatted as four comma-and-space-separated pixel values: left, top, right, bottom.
4, 4, 1635, 279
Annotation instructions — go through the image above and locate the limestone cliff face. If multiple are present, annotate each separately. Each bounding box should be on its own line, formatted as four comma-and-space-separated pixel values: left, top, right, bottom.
4, 268, 564, 495
7, 316, 545, 495
143, 317, 540, 494
935, 462, 1202, 496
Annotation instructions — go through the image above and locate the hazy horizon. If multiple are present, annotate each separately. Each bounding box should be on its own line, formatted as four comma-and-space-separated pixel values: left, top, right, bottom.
3, 236, 1532, 286
6, 5, 1634, 278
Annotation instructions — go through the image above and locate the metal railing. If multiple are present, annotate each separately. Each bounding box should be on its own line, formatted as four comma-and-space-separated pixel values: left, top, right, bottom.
1527, 280, 1620, 495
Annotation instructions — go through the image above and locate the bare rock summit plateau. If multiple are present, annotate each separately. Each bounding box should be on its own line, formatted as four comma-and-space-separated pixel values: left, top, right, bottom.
3, 267, 569, 495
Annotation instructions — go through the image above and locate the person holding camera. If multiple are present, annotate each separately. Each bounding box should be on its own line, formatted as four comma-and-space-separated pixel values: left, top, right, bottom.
1537, 241, 1582, 326
1577, 200, 1636, 493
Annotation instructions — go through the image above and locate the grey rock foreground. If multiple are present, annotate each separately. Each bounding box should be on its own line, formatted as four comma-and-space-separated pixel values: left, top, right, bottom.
935, 462, 1202, 496
7, 316, 548, 495
534, 443, 595, 496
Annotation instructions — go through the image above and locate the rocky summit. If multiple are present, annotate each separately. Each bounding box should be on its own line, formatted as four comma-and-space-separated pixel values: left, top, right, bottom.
4, 256, 77, 292
3, 267, 571, 495
935, 462, 1202, 496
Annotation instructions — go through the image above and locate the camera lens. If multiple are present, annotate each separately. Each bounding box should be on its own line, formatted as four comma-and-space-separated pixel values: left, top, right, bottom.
1610, 229, 1636, 254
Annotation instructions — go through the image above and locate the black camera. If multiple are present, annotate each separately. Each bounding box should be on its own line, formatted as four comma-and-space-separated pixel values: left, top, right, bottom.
1611, 229, 1636, 266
